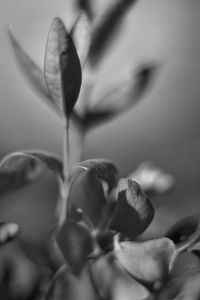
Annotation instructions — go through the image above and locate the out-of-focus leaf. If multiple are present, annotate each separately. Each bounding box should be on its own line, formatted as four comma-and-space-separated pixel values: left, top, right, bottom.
88, 0, 139, 66
129, 161, 175, 197
71, 12, 91, 68
0, 150, 63, 196
76, 0, 94, 21
90, 253, 150, 300
115, 238, 176, 289
46, 264, 100, 300
84, 65, 158, 129
165, 213, 200, 252
68, 159, 118, 226
109, 179, 154, 239
0, 223, 19, 246
157, 251, 200, 300
8, 28, 58, 111
45, 18, 82, 117
56, 220, 93, 275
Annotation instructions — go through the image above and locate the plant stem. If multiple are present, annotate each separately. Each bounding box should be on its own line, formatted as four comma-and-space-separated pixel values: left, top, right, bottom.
60, 118, 70, 224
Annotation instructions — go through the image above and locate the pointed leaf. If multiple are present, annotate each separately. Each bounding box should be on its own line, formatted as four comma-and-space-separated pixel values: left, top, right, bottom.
71, 12, 91, 68
165, 213, 200, 252
0, 222, 19, 246
88, 0, 138, 66
90, 254, 150, 300
115, 238, 176, 289
45, 18, 82, 117
56, 220, 93, 275
109, 179, 154, 239
8, 28, 58, 111
129, 161, 175, 196
46, 264, 100, 300
0, 150, 63, 196
68, 159, 118, 226
84, 64, 158, 129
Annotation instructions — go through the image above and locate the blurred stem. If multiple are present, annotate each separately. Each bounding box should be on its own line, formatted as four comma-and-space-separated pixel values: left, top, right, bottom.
60, 118, 70, 224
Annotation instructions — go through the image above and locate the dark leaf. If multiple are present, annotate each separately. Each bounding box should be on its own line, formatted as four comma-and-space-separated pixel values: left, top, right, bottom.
45, 18, 82, 117
88, 0, 138, 66
0, 150, 63, 196
84, 64, 158, 129
90, 253, 150, 300
115, 238, 176, 289
129, 161, 175, 196
165, 213, 200, 252
109, 179, 154, 239
0, 222, 19, 246
68, 159, 118, 226
56, 220, 93, 275
71, 12, 91, 68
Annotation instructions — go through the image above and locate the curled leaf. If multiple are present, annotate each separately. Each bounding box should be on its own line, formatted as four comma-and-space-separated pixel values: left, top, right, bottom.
68, 159, 118, 226
115, 238, 176, 289
109, 179, 154, 239
88, 0, 138, 66
45, 18, 82, 117
84, 64, 158, 129
46, 264, 100, 300
0, 150, 63, 195
90, 253, 150, 300
56, 220, 93, 275
71, 12, 91, 68
0, 222, 19, 246
165, 213, 200, 252
129, 161, 175, 196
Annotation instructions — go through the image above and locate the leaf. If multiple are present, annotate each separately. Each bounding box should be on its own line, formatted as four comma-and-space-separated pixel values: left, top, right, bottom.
115, 238, 176, 289
76, 0, 94, 21
71, 12, 91, 68
90, 253, 150, 300
56, 220, 93, 275
46, 264, 100, 300
0, 222, 19, 246
109, 179, 154, 239
84, 64, 158, 129
165, 213, 200, 252
157, 251, 200, 300
8, 28, 58, 112
0, 150, 63, 196
129, 161, 175, 196
88, 0, 138, 66
68, 159, 118, 226
45, 18, 82, 117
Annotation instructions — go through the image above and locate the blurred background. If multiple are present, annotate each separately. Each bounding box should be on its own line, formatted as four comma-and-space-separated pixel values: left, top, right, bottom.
0, 0, 200, 245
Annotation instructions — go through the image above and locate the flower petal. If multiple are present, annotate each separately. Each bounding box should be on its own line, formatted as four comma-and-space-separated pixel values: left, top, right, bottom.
115, 238, 176, 288
71, 12, 91, 68
46, 264, 100, 300
56, 220, 93, 275
45, 18, 82, 117
165, 213, 200, 252
109, 178, 154, 238
68, 159, 118, 226
90, 253, 150, 300
129, 161, 175, 197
